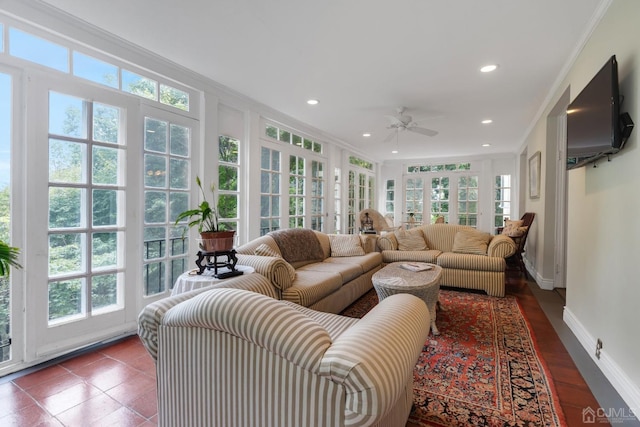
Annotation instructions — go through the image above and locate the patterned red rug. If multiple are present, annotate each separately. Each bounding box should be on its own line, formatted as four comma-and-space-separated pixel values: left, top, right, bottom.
341, 289, 566, 427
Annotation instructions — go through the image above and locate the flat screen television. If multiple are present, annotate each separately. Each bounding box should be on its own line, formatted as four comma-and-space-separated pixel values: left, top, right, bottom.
566, 55, 634, 169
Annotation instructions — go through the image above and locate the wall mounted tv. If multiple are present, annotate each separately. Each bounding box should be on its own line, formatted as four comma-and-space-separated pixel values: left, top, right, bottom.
566, 55, 634, 169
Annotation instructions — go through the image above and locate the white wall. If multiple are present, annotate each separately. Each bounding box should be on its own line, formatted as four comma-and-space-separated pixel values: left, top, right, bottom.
523, 0, 640, 409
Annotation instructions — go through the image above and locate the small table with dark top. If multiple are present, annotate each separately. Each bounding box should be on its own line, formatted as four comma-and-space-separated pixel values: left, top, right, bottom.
372, 262, 443, 335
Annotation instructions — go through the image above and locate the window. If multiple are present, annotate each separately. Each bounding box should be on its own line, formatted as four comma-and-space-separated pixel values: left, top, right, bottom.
334, 168, 341, 233
47, 92, 125, 323
310, 160, 324, 231
0, 71, 12, 362
289, 155, 305, 228
72, 52, 118, 88
457, 175, 479, 226
9, 28, 69, 72
494, 175, 512, 234
265, 124, 323, 154
260, 147, 281, 236
347, 171, 356, 234
143, 117, 190, 296
406, 178, 424, 223
385, 179, 395, 220
218, 136, 239, 234
122, 70, 157, 101
430, 177, 449, 224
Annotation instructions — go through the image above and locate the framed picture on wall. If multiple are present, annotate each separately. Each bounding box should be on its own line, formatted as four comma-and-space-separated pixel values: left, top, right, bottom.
529, 151, 541, 199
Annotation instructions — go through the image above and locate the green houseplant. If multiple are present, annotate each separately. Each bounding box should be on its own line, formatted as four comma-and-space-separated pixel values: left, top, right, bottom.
0, 241, 21, 277
175, 176, 235, 252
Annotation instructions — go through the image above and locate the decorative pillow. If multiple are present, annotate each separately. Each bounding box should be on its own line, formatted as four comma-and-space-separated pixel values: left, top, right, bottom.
254, 243, 296, 281
502, 220, 528, 237
394, 228, 428, 251
329, 234, 366, 257
452, 229, 492, 255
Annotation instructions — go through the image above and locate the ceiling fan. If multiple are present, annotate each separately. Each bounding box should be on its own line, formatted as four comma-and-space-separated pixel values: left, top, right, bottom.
382, 107, 439, 143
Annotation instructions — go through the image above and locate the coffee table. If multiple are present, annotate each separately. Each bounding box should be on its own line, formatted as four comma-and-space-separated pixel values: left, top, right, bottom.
372, 262, 443, 335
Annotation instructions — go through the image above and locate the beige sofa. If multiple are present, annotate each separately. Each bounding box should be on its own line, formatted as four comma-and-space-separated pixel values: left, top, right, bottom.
234, 229, 382, 313
377, 224, 517, 297
140, 286, 430, 427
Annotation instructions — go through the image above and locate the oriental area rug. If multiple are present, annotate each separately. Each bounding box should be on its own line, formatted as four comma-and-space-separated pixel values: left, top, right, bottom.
340, 289, 566, 427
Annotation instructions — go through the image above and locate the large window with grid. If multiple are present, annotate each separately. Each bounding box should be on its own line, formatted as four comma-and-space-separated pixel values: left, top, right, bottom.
47, 92, 126, 324
385, 179, 395, 219
142, 116, 191, 296
494, 175, 512, 234
289, 155, 305, 228
457, 175, 479, 226
310, 160, 325, 231
334, 168, 342, 233
347, 171, 356, 234
260, 147, 281, 236
218, 136, 240, 235
406, 177, 425, 224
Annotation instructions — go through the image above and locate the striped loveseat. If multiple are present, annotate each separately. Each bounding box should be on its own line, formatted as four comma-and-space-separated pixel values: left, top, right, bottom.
378, 224, 517, 297
146, 287, 430, 427
234, 229, 382, 313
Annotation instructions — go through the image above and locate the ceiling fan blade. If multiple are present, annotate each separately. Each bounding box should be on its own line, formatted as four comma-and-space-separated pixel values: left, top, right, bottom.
408, 126, 439, 137
382, 130, 397, 144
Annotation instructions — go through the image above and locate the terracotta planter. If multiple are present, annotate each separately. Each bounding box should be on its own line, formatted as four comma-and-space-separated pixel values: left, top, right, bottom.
199, 231, 236, 252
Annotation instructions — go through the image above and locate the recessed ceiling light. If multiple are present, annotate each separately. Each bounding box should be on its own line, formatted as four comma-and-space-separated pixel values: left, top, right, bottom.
362, 133, 371, 137
306, 99, 319, 105
482, 143, 491, 147
482, 119, 493, 124
480, 64, 498, 73
391, 150, 398, 154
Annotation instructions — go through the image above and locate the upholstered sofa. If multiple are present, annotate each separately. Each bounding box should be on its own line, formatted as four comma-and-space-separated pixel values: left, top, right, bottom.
377, 224, 517, 297
143, 286, 430, 427
234, 229, 382, 313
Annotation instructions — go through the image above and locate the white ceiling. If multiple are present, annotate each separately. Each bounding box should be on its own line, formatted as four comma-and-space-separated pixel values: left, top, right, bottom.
41, 0, 605, 161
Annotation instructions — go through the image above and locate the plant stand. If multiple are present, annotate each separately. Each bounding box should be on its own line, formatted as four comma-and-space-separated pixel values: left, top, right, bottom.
195, 249, 243, 278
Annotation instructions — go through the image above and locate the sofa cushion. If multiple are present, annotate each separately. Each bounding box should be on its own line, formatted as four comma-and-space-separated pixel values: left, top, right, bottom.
452, 229, 492, 255
329, 234, 365, 257
268, 228, 325, 268
283, 270, 343, 307
502, 220, 528, 238
298, 262, 362, 284
254, 243, 296, 282
381, 249, 441, 264
394, 228, 428, 251
323, 252, 382, 273
436, 252, 505, 272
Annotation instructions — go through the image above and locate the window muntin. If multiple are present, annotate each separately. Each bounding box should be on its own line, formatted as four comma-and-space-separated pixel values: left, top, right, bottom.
260, 147, 281, 236
47, 92, 125, 324
265, 124, 323, 154
143, 116, 190, 296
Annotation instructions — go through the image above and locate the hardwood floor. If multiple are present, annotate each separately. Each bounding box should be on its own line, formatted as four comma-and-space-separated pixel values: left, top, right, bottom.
0, 268, 622, 426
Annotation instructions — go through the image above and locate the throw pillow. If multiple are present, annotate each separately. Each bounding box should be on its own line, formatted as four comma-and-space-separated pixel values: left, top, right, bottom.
329, 234, 366, 257
502, 220, 527, 237
452, 229, 492, 255
394, 228, 428, 251
254, 243, 296, 281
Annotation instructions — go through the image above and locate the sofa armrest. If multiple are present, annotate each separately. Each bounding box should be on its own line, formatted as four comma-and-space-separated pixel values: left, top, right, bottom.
161, 288, 332, 371
488, 234, 517, 258
377, 232, 398, 251
236, 254, 294, 292
318, 294, 430, 425
138, 273, 277, 360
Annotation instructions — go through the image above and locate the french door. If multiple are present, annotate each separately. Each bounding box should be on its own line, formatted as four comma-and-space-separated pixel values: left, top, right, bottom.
26, 75, 139, 359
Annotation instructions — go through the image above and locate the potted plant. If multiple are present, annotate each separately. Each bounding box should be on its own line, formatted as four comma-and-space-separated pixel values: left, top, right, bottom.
0, 240, 21, 276
174, 176, 235, 252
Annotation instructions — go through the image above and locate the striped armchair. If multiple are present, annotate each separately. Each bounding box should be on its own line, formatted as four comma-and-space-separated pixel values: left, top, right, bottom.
153, 288, 430, 427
